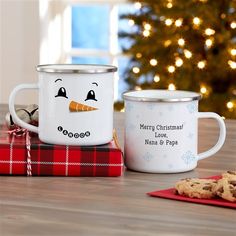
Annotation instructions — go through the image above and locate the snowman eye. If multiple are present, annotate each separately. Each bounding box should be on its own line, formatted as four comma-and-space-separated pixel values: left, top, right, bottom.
85, 90, 97, 101
55, 87, 68, 99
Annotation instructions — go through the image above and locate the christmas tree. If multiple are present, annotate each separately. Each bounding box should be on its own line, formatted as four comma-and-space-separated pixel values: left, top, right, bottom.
118, 0, 236, 118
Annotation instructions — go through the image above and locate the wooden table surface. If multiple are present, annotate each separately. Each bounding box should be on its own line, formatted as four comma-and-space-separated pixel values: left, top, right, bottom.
0, 104, 235, 235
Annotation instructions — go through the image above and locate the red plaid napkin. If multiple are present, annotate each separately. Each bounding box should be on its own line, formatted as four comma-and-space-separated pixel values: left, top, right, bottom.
147, 176, 236, 209
0, 125, 124, 177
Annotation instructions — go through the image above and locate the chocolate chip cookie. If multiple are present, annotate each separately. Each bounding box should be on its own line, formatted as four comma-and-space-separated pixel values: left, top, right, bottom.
222, 170, 236, 180
214, 178, 236, 202
175, 178, 218, 199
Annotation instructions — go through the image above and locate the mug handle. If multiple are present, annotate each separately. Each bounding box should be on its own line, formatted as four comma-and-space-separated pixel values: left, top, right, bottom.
9, 83, 39, 133
197, 112, 226, 160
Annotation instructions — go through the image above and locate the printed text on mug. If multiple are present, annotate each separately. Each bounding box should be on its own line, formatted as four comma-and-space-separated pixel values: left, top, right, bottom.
139, 123, 184, 147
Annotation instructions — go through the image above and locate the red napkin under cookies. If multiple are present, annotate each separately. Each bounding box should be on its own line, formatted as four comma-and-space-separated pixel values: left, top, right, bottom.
147, 176, 236, 209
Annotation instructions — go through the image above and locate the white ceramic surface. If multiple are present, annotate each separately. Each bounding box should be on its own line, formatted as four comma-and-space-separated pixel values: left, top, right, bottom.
9, 64, 116, 146
123, 90, 226, 173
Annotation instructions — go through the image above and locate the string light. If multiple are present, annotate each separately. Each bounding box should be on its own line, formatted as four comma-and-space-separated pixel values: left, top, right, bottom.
221, 13, 226, 19
136, 53, 142, 58
168, 83, 176, 90
193, 17, 201, 25
132, 66, 140, 74
159, 16, 165, 21
230, 49, 236, 56
164, 40, 172, 47
205, 39, 213, 48
175, 58, 183, 67
228, 60, 236, 69
134, 2, 142, 9
154, 74, 160, 82
226, 101, 234, 109
166, 0, 173, 8
178, 38, 185, 46
197, 60, 206, 69
184, 49, 192, 58
175, 19, 183, 27
128, 19, 135, 26
143, 30, 150, 37
144, 23, 152, 30
120, 108, 125, 112
165, 18, 173, 26
230, 21, 236, 29
167, 65, 175, 73
205, 28, 215, 36
200, 86, 207, 94
135, 86, 142, 90
150, 58, 158, 66
167, 2, 173, 8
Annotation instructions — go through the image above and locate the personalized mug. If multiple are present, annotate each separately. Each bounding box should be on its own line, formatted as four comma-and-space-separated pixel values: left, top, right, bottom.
9, 64, 117, 145
123, 90, 226, 173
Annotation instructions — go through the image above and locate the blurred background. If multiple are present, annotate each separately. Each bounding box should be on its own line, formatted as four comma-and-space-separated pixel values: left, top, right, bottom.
0, 0, 235, 118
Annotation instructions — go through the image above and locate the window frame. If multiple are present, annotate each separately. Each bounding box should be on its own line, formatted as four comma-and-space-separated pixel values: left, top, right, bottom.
40, 0, 129, 100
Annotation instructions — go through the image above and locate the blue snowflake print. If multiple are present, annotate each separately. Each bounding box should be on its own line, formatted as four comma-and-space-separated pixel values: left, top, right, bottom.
147, 103, 156, 110
168, 105, 174, 111
125, 102, 134, 112
163, 154, 167, 159
168, 163, 173, 169
126, 123, 136, 132
186, 103, 198, 114
188, 132, 194, 139
142, 152, 154, 162
181, 151, 196, 165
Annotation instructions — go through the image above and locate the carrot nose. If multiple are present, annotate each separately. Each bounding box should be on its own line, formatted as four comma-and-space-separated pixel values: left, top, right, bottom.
69, 101, 98, 112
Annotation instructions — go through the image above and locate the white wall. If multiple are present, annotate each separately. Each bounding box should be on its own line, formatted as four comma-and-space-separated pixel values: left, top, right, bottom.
0, 0, 40, 105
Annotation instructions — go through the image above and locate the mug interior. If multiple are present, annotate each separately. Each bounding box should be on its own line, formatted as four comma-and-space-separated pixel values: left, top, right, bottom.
123, 90, 201, 102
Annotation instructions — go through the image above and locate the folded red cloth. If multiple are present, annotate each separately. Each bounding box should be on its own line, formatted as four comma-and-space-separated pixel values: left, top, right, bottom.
0, 125, 124, 177
147, 176, 236, 209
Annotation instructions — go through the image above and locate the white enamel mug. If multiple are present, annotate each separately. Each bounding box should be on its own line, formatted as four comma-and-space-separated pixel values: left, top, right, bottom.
123, 90, 226, 173
9, 64, 117, 146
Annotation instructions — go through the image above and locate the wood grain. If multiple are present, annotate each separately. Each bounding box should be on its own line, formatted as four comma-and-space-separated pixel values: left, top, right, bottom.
0, 104, 235, 236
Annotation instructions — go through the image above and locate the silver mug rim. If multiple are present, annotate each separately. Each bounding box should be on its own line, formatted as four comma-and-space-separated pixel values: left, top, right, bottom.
123, 89, 202, 102
36, 64, 118, 74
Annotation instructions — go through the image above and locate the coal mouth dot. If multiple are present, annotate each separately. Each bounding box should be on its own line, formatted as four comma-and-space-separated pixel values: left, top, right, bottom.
57, 126, 90, 139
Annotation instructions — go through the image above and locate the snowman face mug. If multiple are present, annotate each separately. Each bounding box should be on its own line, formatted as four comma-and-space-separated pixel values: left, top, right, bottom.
9, 64, 117, 145
123, 90, 226, 173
